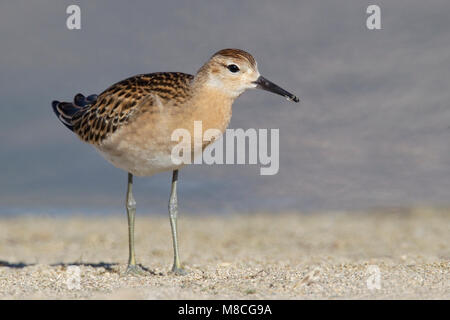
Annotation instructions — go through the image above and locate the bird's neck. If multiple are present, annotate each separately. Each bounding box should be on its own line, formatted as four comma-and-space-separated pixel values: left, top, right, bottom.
186, 76, 234, 135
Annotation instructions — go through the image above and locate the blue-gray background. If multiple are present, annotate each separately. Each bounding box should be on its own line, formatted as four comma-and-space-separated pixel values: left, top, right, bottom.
1, 0, 450, 215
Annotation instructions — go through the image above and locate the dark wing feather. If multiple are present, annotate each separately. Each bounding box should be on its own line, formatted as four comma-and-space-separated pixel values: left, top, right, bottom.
52, 94, 98, 131
52, 72, 194, 144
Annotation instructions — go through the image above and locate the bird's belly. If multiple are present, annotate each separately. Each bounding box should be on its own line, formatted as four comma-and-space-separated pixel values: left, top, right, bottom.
97, 146, 183, 176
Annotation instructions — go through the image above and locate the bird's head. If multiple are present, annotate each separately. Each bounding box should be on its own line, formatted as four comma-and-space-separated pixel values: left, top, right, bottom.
196, 48, 299, 103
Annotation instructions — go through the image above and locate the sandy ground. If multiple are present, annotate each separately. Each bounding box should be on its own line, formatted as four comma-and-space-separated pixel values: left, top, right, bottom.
0, 208, 449, 299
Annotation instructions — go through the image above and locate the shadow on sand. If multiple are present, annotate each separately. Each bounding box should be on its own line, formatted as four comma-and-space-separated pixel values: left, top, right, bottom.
0, 260, 31, 268
0, 260, 158, 275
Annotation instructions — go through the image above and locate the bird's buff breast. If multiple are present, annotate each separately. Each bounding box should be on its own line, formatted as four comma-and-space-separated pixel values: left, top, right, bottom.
95, 112, 186, 176
95, 98, 232, 176
96, 112, 228, 176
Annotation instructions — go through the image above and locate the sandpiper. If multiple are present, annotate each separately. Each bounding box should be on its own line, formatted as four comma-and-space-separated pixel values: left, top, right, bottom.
52, 48, 299, 275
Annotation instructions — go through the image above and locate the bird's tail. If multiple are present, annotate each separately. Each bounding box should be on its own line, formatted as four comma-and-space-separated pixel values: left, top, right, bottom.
52, 93, 98, 131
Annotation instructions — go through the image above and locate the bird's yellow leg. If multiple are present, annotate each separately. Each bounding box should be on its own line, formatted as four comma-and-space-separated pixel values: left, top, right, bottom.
124, 173, 145, 276
168, 170, 187, 275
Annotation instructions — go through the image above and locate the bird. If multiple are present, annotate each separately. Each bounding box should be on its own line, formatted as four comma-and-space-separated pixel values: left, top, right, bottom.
52, 48, 299, 275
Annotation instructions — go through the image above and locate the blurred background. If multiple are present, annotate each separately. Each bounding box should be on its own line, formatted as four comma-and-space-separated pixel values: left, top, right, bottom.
1, 0, 450, 215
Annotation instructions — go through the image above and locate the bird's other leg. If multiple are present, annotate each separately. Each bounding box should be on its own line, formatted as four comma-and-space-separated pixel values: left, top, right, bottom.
124, 172, 145, 275
168, 170, 187, 275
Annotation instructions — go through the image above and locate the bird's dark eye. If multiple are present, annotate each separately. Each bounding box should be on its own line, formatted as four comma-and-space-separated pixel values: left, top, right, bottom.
227, 64, 240, 73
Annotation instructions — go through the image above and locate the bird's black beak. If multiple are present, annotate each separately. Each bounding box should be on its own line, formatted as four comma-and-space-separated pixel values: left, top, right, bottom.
253, 76, 299, 103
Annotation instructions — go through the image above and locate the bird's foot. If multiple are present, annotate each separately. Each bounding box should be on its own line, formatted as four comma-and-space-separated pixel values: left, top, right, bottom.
171, 265, 188, 276
123, 264, 147, 276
